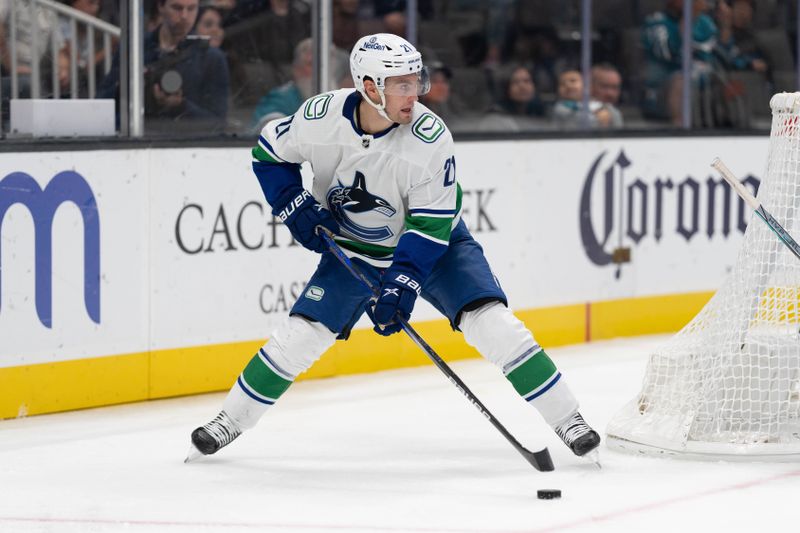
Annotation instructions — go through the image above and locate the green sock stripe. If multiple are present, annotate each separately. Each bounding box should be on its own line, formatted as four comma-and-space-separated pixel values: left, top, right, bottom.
241, 353, 293, 399
505, 349, 558, 397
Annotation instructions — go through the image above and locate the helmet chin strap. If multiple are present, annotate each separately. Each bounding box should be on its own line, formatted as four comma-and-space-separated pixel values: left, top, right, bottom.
360, 87, 392, 122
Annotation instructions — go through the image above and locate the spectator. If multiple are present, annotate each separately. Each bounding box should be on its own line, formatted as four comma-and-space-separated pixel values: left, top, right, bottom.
372, 1, 435, 39
0, 0, 69, 98
99, 0, 230, 134
510, 26, 564, 100
483, 0, 515, 69
251, 37, 312, 130
210, 0, 236, 10
60, 0, 116, 98
223, 0, 310, 70
590, 63, 624, 126
195, 4, 225, 48
640, 0, 719, 125
374, 1, 407, 36
146, 0, 162, 33
440, 0, 514, 68
419, 61, 458, 120
590, 63, 621, 105
552, 69, 621, 129
497, 65, 544, 117
97, 0, 119, 25
333, 0, 360, 51
717, 0, 767, 73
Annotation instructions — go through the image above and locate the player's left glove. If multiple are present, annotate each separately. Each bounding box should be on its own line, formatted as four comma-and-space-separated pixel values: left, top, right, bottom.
369, 269, 421, 336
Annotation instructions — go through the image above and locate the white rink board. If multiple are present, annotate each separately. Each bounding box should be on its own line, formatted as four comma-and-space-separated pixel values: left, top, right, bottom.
468, 136, 765, 307
0, 135, 769, 367
0, 151, 150, 366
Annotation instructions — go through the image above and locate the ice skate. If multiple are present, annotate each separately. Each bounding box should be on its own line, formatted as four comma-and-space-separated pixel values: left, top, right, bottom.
185, 411, 242, 463
554, 411, 601, 464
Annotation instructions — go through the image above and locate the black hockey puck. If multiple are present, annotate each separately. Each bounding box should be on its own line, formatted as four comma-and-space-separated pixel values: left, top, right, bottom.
537, 489, 561, 500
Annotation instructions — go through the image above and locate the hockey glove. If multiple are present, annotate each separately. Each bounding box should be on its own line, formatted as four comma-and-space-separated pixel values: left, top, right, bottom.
369, 270, 421, 336
274, 189, 339, 253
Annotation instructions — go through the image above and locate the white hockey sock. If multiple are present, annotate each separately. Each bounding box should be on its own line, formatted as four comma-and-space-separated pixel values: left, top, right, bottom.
460, 301, 579, 426
222, 315, 337, 429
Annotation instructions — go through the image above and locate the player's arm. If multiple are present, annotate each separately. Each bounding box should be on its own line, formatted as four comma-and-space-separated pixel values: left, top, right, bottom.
371, 145, 459, 335
252, 113, 338, 253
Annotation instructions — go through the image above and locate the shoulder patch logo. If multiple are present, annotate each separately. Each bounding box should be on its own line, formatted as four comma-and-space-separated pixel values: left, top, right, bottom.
303, 93, 333, 120
305, 286, 325, 301
412, 113, 445, 143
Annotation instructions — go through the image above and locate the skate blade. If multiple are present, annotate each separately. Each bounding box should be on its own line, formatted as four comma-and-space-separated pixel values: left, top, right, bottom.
583, 449, 601, 469
184, 443, 204, 464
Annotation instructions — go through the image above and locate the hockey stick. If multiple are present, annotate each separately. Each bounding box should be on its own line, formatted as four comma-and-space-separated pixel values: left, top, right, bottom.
711, 158, 800, 262
316, 227, 554, 472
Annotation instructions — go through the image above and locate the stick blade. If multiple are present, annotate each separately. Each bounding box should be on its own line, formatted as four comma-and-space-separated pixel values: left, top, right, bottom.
525, 447, 555, 472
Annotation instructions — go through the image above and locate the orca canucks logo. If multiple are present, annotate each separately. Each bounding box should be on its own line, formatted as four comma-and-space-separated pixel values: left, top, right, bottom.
327, 171, 396, 242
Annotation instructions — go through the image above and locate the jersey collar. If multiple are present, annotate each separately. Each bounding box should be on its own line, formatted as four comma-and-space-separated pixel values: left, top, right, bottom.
342, 91, 400, 139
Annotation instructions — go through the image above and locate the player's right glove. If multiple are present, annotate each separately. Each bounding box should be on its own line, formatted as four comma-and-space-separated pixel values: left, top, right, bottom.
273, 188, 339, 253
369, 269, 421, 336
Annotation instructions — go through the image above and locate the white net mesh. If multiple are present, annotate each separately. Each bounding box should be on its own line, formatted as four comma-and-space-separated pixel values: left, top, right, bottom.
606, 93, 800, 459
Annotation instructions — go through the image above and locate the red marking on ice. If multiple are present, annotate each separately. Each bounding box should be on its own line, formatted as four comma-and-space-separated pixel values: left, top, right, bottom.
528, 469, 800, 533
1, 471, 798, 532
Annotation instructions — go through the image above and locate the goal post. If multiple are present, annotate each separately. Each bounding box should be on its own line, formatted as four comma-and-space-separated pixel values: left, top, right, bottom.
606, 93, 800, 461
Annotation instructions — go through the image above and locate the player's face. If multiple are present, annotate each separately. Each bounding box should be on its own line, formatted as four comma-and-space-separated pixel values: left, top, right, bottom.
382, 72, 428, 124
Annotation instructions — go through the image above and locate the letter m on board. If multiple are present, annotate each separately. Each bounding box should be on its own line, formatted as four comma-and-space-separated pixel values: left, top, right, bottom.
0, 171, 100, 328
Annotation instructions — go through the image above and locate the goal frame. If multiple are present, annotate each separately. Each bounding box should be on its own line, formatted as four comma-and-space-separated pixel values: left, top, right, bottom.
605, 92, 800, 461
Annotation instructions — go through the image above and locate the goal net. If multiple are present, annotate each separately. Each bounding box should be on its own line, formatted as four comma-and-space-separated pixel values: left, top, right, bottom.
606, 93, 800, 460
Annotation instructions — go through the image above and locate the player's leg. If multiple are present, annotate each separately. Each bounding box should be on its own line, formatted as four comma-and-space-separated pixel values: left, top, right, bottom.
459, 302, 599, 456
189, 252, 375, 458
421, 221, 600, 457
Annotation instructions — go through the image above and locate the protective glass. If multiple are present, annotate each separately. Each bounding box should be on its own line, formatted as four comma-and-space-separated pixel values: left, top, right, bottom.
382, 67, 431, 97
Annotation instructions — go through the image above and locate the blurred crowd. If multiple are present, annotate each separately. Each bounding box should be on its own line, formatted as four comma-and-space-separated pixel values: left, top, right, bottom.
0, 0, 796, 136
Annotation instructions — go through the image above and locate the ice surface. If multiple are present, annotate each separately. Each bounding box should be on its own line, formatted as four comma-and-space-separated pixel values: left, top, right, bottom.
1, 335, 797, 532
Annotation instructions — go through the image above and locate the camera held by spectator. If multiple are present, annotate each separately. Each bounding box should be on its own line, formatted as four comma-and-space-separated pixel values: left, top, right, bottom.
144, 35, 210, 108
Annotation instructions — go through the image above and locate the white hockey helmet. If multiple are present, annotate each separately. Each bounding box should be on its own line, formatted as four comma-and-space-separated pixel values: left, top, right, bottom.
350, 33, 430, 119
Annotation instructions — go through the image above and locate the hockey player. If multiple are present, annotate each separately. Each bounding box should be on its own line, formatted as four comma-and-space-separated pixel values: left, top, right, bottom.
188, 33, 600, 462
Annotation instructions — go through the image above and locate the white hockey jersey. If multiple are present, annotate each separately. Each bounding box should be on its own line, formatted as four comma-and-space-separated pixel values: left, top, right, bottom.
253, 89, 462, 271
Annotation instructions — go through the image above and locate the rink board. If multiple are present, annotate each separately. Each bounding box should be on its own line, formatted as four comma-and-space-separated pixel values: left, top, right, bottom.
0, 136, 765, 418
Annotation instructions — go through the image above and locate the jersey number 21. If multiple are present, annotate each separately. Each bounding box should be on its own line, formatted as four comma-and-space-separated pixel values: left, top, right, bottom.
444, 156, 456, 187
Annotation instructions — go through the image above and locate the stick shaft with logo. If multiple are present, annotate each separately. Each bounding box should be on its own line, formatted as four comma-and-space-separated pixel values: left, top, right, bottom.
712, 158, 800, 261
316, 226, 555, 472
